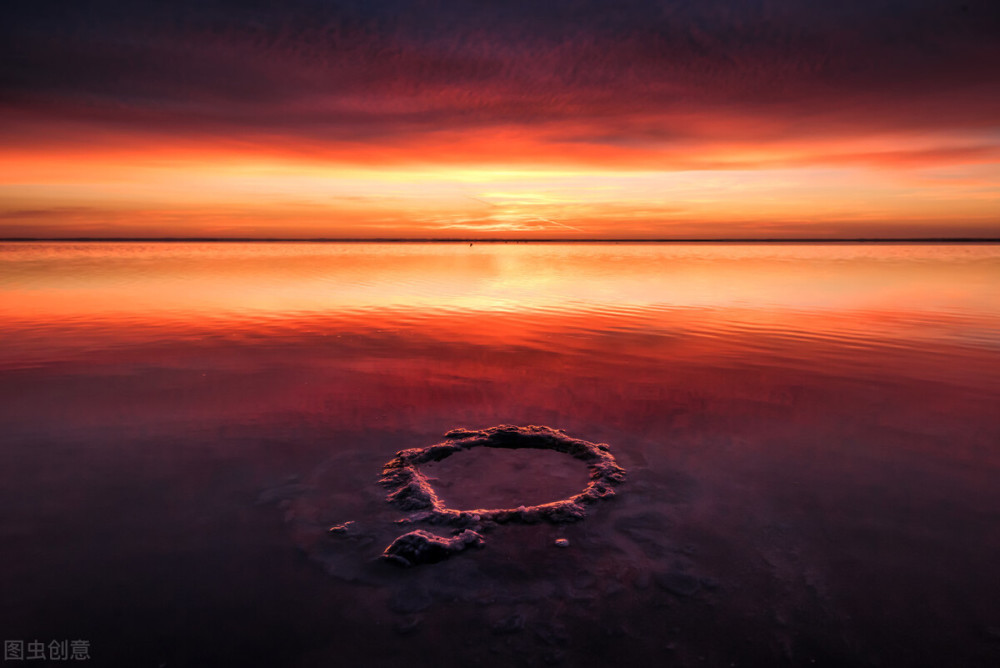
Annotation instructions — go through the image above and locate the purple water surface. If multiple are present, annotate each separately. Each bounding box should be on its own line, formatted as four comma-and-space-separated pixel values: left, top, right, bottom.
1, 242, 999, 667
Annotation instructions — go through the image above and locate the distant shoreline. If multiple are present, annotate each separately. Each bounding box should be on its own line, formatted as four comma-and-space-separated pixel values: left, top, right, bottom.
2, 237, 999, 244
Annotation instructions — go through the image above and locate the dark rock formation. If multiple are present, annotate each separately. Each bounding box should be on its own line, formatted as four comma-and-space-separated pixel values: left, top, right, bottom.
378, 425, 626, 563
381, 529, 485, 567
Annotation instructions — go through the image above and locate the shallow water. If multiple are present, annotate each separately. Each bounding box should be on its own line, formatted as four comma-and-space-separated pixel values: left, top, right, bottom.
1, 242, 999, 667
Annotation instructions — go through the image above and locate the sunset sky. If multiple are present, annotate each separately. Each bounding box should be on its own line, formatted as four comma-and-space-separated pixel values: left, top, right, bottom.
2, 0, 998, 239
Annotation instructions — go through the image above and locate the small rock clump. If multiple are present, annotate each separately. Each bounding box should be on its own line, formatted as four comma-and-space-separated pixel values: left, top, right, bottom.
327, 521, 354, 535
381, 529, 485, 567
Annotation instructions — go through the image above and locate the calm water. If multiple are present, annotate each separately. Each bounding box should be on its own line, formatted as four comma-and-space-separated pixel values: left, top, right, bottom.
1, 242, 999, 667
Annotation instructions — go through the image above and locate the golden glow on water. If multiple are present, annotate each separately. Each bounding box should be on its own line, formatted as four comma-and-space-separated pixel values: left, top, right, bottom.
2, 243, 998, 384
3, 242, 998, 313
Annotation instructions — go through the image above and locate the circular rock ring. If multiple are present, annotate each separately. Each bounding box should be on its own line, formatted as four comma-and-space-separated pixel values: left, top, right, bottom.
379, 425, 627, 527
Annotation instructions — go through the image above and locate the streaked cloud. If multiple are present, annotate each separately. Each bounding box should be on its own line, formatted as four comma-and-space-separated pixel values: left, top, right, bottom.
1, 0, 998, 237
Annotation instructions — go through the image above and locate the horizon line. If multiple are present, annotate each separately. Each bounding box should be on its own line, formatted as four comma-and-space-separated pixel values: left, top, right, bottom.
2, 237, 1000, 244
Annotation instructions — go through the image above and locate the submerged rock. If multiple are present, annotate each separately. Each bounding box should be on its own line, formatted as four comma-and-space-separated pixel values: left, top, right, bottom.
655, 571, 702, 597
394, 615, 423, 634
491, 613, 527, 634
389, 587, 434, 614
381, 529, 484, 567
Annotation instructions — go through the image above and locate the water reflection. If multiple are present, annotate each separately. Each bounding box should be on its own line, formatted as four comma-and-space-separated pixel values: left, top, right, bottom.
1, 242, 999, 667
2, 241, 998, 318
2, 242, 998, 364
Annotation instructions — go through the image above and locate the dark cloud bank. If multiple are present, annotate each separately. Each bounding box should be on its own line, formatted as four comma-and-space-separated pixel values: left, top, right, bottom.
3, 0, 999, 144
